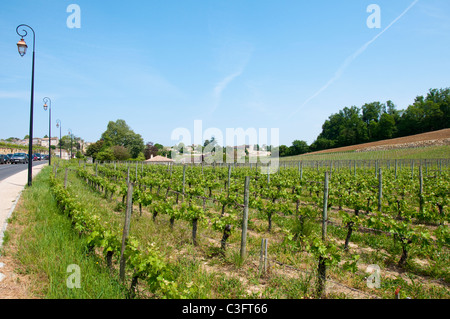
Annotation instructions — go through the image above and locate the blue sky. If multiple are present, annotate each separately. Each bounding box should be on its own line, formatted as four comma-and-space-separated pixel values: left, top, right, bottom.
1, 0, 449, 147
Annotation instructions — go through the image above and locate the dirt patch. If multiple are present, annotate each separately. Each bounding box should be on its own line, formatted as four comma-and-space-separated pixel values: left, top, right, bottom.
307, 129, 450, 155
0, 254, 36, 299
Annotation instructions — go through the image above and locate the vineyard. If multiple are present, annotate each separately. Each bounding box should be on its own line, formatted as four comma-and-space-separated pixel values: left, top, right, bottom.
49, 158, 450, 299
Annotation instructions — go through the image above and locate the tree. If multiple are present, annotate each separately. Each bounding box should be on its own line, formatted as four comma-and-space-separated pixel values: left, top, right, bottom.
96, 148, 114, 162
337, 106, 368, 147
111, 145, 130, 160
301, 87, 449, 153
377, 113, 397, 140
100, 119, 144, 159
278, 145, 290, 157
289, 140, 309, 156
203, 136, 218, 153
125, 132, 145, 158
310, 137, 335, 152
75, 150, 85, 159
397, 88, 450, 136
86, 140, 105, 161
367, 120, 379, 141
362, 102, 383, 125
144, 142, 159, 159
317, 112, 344, 143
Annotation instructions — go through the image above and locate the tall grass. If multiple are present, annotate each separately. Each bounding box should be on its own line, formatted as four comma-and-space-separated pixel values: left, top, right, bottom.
1, 166, 127, 298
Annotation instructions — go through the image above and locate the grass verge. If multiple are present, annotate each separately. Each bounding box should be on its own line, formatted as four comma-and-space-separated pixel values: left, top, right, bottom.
1, 166, 127, 298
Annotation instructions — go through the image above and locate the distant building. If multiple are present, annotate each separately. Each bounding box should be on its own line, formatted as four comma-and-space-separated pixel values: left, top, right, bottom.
145, 154, 174, 165
38, 137, 59, 148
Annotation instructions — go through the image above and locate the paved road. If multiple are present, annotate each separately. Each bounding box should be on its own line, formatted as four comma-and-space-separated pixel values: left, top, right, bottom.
0, 160, 48, 182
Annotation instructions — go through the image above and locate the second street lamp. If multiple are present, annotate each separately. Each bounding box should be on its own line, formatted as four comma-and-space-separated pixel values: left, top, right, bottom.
43, 97, 51, 165
16, 24, 35, 186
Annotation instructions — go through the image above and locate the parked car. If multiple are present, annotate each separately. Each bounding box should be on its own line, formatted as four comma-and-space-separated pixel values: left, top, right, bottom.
11, 153, 29, 164
43, 155, 49, 160
33, 153, 42, 160
0, 154, 10, 164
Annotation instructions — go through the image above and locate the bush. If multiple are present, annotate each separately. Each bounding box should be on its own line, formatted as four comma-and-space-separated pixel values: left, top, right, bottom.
96, 148, 114, 162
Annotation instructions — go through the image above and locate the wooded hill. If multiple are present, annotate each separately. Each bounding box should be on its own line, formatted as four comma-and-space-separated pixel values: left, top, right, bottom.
278, 87, 450, 157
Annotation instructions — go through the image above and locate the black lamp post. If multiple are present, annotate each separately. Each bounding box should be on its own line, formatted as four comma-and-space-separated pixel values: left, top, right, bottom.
16, 24, 35, 187
56, 119, 62, 159
43, 97, 51, 165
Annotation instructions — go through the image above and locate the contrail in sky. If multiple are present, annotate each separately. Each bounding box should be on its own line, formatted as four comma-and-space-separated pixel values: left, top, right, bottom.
212, 69, 243, 113
288, 0, 420, 118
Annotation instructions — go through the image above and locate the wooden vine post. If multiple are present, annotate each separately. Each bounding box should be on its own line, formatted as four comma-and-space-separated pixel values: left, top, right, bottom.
240, 176, 250, 261
119, 181, 133, 282
419, 165, 424, 213
228, 164, 231, 191
259, 238, 268, 275
64, 167, 68, 189
182, 165, 186, 195
318, 171, 329, 297
395, 159, 398, 179
378, 168, 383, 212
322, 171, 329, 241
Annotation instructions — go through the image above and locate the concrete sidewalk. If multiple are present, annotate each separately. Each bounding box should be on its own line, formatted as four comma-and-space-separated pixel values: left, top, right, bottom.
0, 163, 47, 249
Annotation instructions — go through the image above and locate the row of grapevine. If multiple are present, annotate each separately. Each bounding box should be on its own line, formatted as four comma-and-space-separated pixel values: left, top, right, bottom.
59, 159, 449, 298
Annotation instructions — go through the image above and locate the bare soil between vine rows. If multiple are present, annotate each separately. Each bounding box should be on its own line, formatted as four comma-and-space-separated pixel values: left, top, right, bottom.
306, 128, 450, 155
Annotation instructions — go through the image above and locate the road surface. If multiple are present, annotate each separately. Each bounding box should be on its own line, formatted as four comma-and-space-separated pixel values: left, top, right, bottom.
0, 160, 48, 182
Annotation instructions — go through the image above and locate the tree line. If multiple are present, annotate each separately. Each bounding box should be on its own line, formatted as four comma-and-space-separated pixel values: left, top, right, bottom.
277, 87, 450, 157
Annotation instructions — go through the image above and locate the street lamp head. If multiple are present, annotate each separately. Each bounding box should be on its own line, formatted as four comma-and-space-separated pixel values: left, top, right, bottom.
17, 38, 28, 57
43, 97, 51, 111
56, 122, 59, 128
